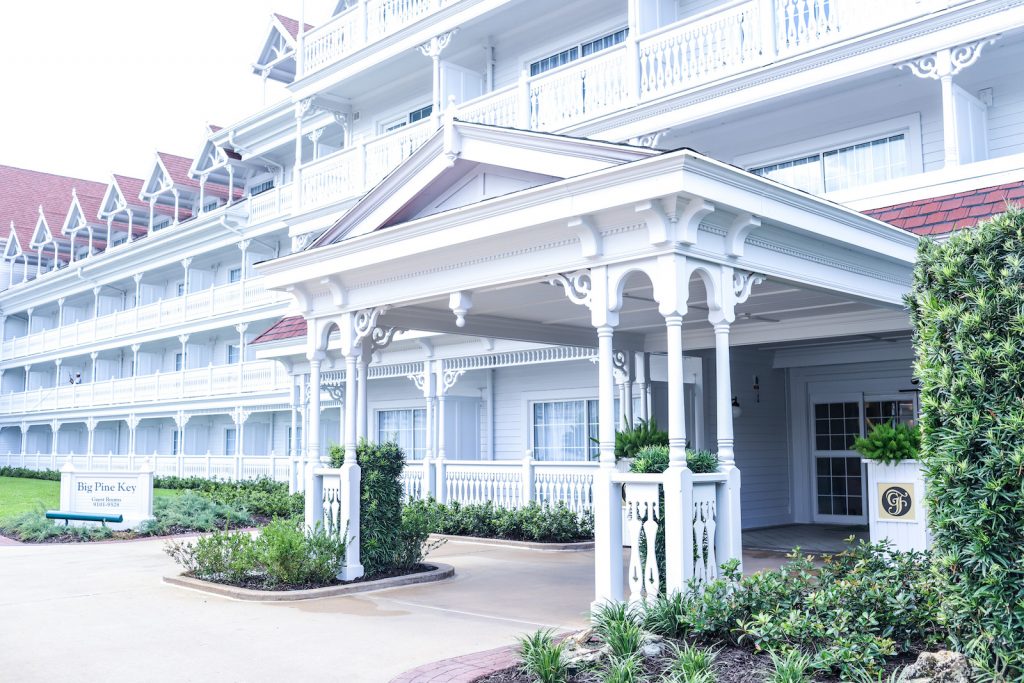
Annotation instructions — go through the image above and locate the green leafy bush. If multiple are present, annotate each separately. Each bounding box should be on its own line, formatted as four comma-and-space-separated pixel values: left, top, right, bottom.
852, 422, 920, 465
516, 629, 568, 683
907, 207, 1024, 677
0, 505, 114, 542
138, 491, 250, 535
0, 466, 61, 481
630, 445, 719, 474
611, 418, 669, 459
165, 520, 347, 588
404, 498, 594, 543
154, 476, 302, 519
638, 542, 942, 679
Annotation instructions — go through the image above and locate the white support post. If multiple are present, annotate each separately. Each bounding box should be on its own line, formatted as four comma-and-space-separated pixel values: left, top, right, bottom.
86, 418, 95, 456
434, 360, 448, 504
304, 352, 324, 526
712, 317, 743, 571
662, 312, 695, 594
593, 322, 623, 604
340, 341, 364, 580
521, 451, 534, 506
356, 340, 369, 442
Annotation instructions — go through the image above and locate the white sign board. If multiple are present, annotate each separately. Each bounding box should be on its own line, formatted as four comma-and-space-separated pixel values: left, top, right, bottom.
864, 459, 930, 552
58, 462, 155, 531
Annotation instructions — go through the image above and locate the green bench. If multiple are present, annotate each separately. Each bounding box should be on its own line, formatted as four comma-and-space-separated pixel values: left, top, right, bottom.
45, 511, 124, 526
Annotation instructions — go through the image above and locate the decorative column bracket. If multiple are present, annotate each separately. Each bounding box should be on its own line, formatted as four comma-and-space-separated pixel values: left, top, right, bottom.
733, 271, 766, 305
547, 269, 592, 306
899, 37, 999, 80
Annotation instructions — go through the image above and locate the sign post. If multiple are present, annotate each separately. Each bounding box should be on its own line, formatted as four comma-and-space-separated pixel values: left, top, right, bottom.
864, 459, 929, 552
58, 461, 156, 530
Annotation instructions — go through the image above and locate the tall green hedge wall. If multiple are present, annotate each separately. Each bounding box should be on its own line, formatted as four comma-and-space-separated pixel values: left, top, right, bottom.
908, 207, 1024, 678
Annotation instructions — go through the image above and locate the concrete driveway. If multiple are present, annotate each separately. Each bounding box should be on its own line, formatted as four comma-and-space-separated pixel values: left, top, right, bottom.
0, 538, 594, 683
0, 537, 789, 682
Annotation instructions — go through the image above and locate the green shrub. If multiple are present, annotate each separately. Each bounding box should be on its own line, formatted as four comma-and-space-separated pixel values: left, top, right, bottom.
154, 476, 302, 519
517, 629, 568, 683
907, 207, 1024, 677
851, 422, 920, 465
611, 418, 668, 459
630, 445, 719, 474
0, 466, 61, 481
165, 520, 346, 588
0, 505, 114, 542
636, 543, 941, 679
602, 654, 644, 683
666, 642, 717, 682
139, 491, 250, 535
403, 498, 594, 543
766, 650, 811, 683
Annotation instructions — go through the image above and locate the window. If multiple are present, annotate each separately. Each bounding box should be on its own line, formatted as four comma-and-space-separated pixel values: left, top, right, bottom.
152, 217, 170, 231
203, 199, 219, 213
751, 134, 908, 194
226, 344, 240, 365
248, 179, 274, 197
813, 402, 864, 518
378, 104, 434, 134
287, 426, 303, 456
176, 282, 185, 297
174, 352, 183, 372
229, 267, 242, 283
225, 428, 237, 456
530, 28, 628, 76
172, 430, 181, 456
864, 399, 916, 430
531, 399, 619, 461
377, 409, 426, 460
112, 237, 127, 247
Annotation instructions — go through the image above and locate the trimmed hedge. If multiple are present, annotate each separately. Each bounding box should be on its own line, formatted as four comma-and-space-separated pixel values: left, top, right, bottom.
908, 207, 1024, 677
404, 499, 594, 543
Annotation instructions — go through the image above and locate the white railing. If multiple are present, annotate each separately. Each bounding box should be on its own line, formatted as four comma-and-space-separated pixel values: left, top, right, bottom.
247, 185, 294, 224
458, 85, 520, 128
613, 470, 732, 603
0, 452, 292, 482
1, 278, 291, 362
402, 455, 598, 514
639, 0, 763, 101
293, 120, 435, 215
528, 47, 628, 131
301, 0, 460, 77
0, 360, 289, 415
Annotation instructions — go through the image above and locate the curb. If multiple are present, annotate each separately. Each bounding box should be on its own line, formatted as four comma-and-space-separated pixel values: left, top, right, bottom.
431, 534, 594, 552
162, 562, 455, 602
390, 643, 520, 683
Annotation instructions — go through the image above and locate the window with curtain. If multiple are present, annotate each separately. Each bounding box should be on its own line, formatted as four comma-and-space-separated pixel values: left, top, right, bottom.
532, 399, 618, 461
377, 408, 426, 460
751, 134, 907, 194
224, 428, 237, 456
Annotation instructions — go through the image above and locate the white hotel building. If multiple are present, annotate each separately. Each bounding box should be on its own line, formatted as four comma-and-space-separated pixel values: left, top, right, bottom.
2, 0, 1023, 537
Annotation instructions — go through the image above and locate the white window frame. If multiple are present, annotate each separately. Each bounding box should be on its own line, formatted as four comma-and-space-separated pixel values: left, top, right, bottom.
225, 427, 237, 456
228, 267, 242, 283
522, 387, 606, 462
525, 25, 629, 77
171, 429, 181, 456
373, 404, 427, 460
734, 114, 923, 189
226, 344, 240, 365
174, 352, 183, 372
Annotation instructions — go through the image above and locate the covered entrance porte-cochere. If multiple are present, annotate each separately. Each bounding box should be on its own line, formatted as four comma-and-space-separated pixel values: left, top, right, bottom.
256, 120, 917, 601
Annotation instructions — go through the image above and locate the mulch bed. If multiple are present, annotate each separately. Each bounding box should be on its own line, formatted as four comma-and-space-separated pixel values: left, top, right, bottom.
183, 563, 436, 592
476, 642, 920, 683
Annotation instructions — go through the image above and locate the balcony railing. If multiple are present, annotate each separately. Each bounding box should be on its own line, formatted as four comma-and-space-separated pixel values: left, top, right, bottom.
0, 452, 293, 481
301, 0, 461, 77
1, 278, 291, 362
0, 360, 290, 415
248, 185, 293, 225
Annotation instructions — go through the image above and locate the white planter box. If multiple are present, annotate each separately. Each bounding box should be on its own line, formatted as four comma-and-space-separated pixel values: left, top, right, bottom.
864, 459, 929, 552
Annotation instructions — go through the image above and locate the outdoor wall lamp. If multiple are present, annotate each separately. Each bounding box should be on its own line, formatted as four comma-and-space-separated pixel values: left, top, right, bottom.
732, 396, 742, 418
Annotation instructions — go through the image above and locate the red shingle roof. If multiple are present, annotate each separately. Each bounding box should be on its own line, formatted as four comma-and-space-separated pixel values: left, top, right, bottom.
864, 180, 1024, 236
274, 14, 313, 40
251, 316, 307, 344
157, 152, 201, 190
0, 164, 107, 253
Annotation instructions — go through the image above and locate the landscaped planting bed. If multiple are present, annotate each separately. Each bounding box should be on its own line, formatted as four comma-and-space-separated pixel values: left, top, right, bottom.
482, 543, 953, 682
404, 499, 594, 544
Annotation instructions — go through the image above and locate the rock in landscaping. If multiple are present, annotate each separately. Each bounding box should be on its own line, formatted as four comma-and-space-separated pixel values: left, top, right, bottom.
561, 629, 607, 668
641, 633, 665, 658
900, 651, 971, 683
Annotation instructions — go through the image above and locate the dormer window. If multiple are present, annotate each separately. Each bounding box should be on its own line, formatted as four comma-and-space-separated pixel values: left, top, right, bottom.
203, 198, 219, 213
153, 216, 171, 231
249, 179, 275, 197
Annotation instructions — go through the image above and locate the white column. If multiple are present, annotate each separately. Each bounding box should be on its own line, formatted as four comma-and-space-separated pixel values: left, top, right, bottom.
597, 326, 616, 464
303, 353, 323, 525
713, 318, 743, 569
435, 362, 448, 504
662, 312, 695, 594
593, 322, 623, 604
340, 348, 364, 579
356, 341, 369, 441
665, 316, 686, 465
86, 418, 96, 456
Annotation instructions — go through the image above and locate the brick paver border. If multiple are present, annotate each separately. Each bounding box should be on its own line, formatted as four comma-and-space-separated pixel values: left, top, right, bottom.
390, 643, 520, 683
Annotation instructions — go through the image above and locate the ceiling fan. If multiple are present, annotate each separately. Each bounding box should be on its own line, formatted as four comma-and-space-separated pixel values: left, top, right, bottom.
622, 292, 781, 323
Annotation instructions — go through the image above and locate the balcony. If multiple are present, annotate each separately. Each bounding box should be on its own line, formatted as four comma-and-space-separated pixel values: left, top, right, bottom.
0, 360, 290, 416
1, 278, 291, 362
301, 0, 462, 78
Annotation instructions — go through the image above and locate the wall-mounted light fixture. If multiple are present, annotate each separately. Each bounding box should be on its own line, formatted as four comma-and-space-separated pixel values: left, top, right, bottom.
753, 375, 760, 403
732, 396, 742, 419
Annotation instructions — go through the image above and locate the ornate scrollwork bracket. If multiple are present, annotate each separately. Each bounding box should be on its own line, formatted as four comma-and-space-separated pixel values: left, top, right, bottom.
547, 269, 593, 307
733, 271, 765, 305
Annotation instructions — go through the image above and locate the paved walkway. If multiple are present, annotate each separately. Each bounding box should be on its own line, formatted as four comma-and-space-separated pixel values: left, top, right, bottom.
0, 537, 791, 682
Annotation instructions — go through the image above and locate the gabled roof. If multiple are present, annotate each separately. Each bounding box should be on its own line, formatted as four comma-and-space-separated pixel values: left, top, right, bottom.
311, 119, 660, 248
275, 13, 311, 40
30, 210, 54, 249
99, 174, 148, 219
61, 188, 107, 235
865, 180, 1024, 236
0, 164, 104, 253
254, 14, 311, 82
251, 316, 307, 344
141, 152, 200, 198
3, 224, 23, 259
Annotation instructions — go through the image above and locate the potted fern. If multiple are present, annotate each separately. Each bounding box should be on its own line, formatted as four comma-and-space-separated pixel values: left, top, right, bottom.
853, 421, 929, 551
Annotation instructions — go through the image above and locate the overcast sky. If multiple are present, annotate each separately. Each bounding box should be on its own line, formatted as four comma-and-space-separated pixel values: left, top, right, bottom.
0, 1, 330, 183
